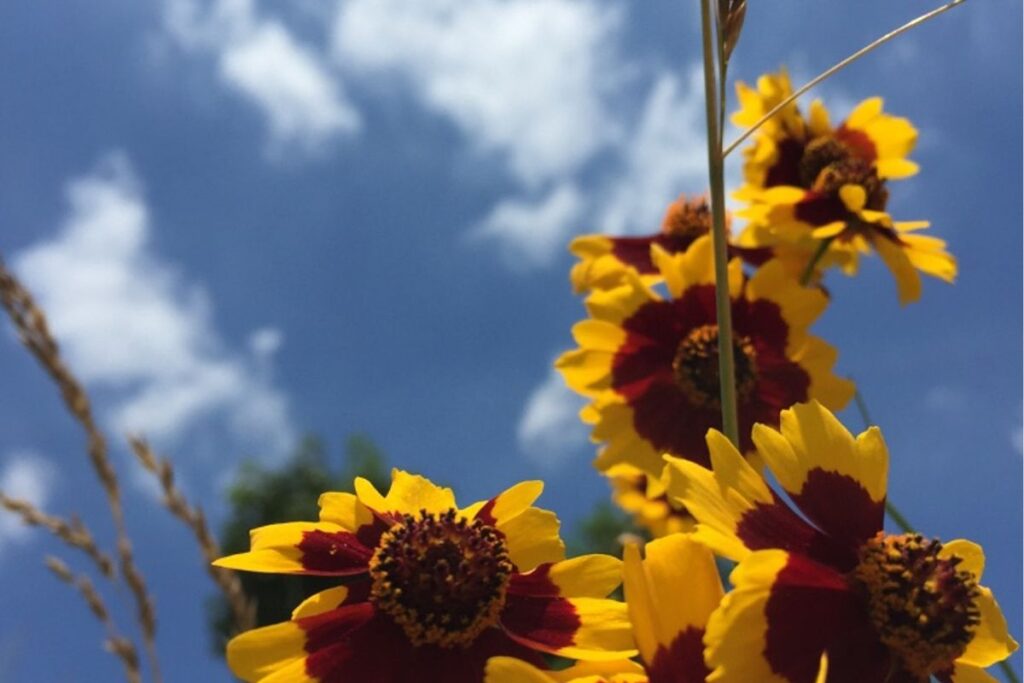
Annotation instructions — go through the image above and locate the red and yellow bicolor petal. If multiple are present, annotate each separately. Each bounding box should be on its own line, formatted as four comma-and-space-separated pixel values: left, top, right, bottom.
213, 521, 375, 576
751, 401, 886, 547
704, 550, 865, 683
226, 602, 377, 682
501, 555, 637, 661
664, 431, 847, 568
839, 97, 919, 179
461, 480, 567, 572
570, 235, 665, 294
486, 656, 647, 683
624, 534, 721, 681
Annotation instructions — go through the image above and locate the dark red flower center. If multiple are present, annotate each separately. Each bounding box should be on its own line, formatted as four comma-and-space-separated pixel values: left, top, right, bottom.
672, 324, 758, 409
368, 509, 513, 648
799, 136, 889, 211
852, 532, 980, 677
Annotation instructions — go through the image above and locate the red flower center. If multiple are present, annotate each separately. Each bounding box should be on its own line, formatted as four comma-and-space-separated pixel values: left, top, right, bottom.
852, 532, 981, 677
672, 324, 758, 409
799, 136, 889, 212
368, 509, 513, 648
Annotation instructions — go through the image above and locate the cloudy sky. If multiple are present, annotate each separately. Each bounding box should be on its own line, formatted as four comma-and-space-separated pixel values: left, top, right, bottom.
0, 0, 1020, 680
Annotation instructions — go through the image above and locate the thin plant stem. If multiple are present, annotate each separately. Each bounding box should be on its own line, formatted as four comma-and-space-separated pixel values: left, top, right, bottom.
798, 238, 834, 287
723, 0, 968, 158
699, 0, 739, 446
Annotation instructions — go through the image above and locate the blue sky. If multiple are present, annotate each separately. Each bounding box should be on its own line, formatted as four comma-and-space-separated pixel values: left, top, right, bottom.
0, 1, 1020, 680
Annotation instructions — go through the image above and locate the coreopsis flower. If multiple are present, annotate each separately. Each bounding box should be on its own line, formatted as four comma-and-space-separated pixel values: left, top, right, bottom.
732, 69, 956, 304
664, 401, 1018, 682
569, 194, 772, 294
606, 464, 693, 538
556, 235, 853, 477
215, 470, 636, 682
487, 534, 726, 683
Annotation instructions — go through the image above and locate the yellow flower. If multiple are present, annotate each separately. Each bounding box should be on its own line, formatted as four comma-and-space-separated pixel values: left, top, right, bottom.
569, 194, 772, 294
733, 69, 956, 304
556, 235, 852, 477
487, 534, 726, 683
606, 464, 693, 538
215, 470, 636, 682
664, 401, 1018, 682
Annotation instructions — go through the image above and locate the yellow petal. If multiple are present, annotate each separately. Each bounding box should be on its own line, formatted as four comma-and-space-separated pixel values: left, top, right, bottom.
875, 158, 919, 179
556, 348, 615, 395
317, 492, 374, 530
940, 539, 986, 579
810, 222, 847, 239
838, 184, 867, 212
623, 535, 723, 666
356, 469, 457, 516
499, 507, 565, 572
945, 662, 1000, 683
291, 585, 351, 620
874, 235, 922, 305
462, 480, 544, 525
957, 586, 1019, 668
808, 99, 831, 137
545, 554, 624, 598
663, 432, 773, 562
569, 235, 614, 258
485, 657, 555, 683
226, 621, 307, 683
573, 320, 628, 351
845, 97, 883, 130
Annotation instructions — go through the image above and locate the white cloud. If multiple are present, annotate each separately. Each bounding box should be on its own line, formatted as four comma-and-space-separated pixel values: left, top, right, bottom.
517, 369, 589, 468
472, 184, 585, 269
0, 454, 56, 544
164, 0, 359, 151
334, 0, 622, 185
14, 153, 295, 459
594, 68, 710, 235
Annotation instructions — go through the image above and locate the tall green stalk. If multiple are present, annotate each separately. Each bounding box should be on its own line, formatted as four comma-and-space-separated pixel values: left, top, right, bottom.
699, 0, 739, 446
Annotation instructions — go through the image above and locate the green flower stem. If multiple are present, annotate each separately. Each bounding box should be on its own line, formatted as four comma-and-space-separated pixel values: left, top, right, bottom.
798, 237, 834, 287
856, 389, 1020, 683
699, 0, 739, 446
723, 0, 968, 159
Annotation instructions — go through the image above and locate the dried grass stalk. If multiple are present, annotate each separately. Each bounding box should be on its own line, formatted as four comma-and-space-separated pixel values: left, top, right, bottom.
45, 556, 142, 683
130, 438, 256, 634
0, 261, 161, 682
1, 494, 115, 578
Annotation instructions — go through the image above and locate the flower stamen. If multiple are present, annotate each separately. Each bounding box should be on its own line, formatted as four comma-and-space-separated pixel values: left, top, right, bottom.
853, 532, 981, 677
673, 324, 758, 409
369, 509, 513, 648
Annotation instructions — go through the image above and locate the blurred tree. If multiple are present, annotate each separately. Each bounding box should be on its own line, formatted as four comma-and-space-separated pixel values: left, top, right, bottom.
567, 501, 642, 559
207, 433, 389, 654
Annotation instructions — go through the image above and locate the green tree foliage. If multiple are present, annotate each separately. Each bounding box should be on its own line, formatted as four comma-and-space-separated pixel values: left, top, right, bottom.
207, 434, 389, 654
